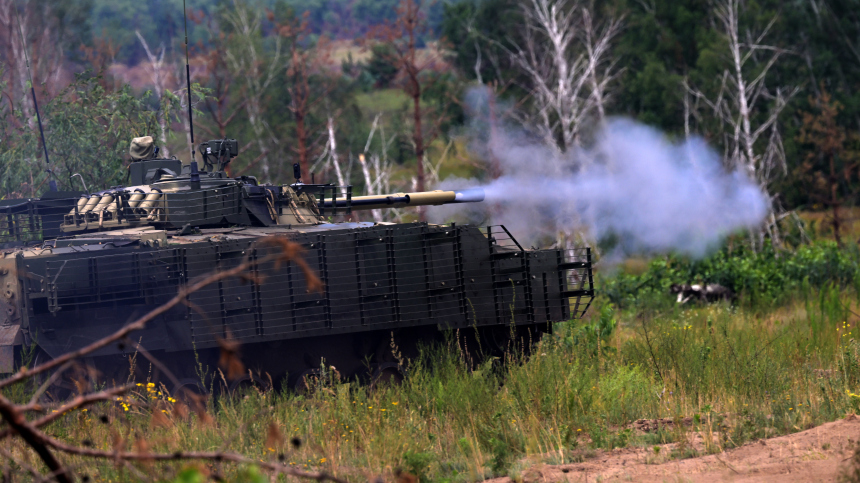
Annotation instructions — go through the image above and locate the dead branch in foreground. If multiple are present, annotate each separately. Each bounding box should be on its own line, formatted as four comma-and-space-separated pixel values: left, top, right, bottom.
0, 237, 346, 483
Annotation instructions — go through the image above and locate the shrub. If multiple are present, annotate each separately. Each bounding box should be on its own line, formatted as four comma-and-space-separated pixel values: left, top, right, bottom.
601, 240, 860, 311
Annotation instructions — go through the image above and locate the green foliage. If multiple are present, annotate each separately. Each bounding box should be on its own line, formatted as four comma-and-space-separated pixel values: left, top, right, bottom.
440, 0, 860, 212
612, 0, 709, 132
487, 436, 514, 476
167, 466, 266, 483
14, 0, 860, 212
287, 0, 445, 40
441, 0, 521, 86
2, 75, 150, 196
0, 72, 207, 196
86, 0, 446, 63
839, 442, 860, 483
401, 450, 434, 482
169, 468, 205, 483
366, 44, 399, 88
561, 302, 617, 357
90, 0, 216, 63
602, 240, 860, 310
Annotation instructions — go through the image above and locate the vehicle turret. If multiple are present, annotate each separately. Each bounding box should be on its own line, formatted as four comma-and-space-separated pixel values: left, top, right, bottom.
58, 138, 484, 234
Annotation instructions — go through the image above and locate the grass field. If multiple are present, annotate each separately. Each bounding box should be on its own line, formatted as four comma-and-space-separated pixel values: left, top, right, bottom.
6, 263, 860, 482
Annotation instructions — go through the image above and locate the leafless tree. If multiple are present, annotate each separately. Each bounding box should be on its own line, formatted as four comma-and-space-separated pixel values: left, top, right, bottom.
0, 0, 72, 197
326, 115, 348, 188
505, 0, 622, 154
316, 113, 401, 223
136, 31, 172, 157
489, 0, 622, 255
581, 9, 619, 125
224, 0, 282, 181
190, 10, 267, 177
0, 0, 65, 119
366, 0, 451, 220
685, 0, 798, 249
278, 14, 339, 181
357, 114, 400, 222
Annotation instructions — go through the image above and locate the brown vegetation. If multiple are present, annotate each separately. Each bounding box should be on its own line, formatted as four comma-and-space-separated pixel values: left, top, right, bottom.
797, 88, 860, 246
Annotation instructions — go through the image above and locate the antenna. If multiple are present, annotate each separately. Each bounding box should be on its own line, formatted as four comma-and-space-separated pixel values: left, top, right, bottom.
13, 6, 57, 192
182, 0, 197, 166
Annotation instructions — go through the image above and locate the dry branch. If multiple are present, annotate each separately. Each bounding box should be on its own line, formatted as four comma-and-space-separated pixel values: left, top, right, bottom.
503, 0, 622, 154
684, 0, 798, 249
0, 237, 340, 482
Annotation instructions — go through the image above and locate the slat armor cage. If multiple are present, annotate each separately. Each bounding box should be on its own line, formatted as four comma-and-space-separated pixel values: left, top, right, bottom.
31, 223, 593, 353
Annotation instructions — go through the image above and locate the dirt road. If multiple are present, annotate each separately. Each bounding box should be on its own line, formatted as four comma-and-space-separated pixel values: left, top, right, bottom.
487, 416, 860, 482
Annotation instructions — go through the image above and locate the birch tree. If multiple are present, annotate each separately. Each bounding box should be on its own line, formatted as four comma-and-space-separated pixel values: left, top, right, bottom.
0, 0, 65, 118
224, 0, 282, 181
685, 0, 798, 249
491, 0, 622, 254
136, 31, 171, 157
316, 113, 400, 223
506, 0, 622, 154
358, 114, 399, 222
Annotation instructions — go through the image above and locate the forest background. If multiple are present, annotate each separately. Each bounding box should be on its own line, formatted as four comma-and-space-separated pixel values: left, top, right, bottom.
1, 0, 860, 247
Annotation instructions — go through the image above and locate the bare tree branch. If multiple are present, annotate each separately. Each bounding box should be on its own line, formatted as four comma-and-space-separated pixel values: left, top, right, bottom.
0, 238, 337, 482
224, 0, 282, 180
502, 0, 622, 154
685, 0, 797, 249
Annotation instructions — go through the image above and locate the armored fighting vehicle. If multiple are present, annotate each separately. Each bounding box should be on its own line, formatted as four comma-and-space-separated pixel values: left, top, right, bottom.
0, 138, 593, 394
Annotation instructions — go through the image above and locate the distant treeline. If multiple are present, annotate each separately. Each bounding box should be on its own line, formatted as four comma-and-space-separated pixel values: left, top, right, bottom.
46, 0, 447, 65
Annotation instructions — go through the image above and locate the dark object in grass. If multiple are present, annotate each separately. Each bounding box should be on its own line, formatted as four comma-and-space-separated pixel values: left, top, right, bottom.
670, 283, 734, 304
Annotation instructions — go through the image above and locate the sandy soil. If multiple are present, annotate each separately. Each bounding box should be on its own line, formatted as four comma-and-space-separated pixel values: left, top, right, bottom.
487, 415, 860, 482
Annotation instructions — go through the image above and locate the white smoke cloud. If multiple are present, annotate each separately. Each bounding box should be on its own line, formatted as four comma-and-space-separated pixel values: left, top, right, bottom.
430, 110, 768, 258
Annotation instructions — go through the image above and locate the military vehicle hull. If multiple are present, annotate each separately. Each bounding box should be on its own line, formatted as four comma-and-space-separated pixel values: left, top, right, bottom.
1, 214, 592, 390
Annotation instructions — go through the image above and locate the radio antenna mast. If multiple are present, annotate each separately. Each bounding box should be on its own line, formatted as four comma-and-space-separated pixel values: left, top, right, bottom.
182, 0, 196, 164
13, 5, 57, 192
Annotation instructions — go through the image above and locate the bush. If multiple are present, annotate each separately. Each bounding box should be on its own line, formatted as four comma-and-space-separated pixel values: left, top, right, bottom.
601, 240, 860, 310
366, 44, 399, 88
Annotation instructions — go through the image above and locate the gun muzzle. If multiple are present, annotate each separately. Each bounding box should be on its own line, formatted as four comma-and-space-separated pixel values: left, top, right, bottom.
321, 188, 484, 211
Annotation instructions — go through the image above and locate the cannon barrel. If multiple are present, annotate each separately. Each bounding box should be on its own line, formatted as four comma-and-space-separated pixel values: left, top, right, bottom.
321, 188, 484, 211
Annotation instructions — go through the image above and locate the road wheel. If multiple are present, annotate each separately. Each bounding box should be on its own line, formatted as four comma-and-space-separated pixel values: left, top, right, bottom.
172, 378, 208, 403
227, 373, 271, 397
292, 368, 321, 394
30, 349, 75, 402
370, 362, 405, 389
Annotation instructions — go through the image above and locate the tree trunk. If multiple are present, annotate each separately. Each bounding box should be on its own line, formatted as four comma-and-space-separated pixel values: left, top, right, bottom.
830, 152, 842, 246
296, 110, 309, 179
412, 87, 425, 220
407, 15, 426, 221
